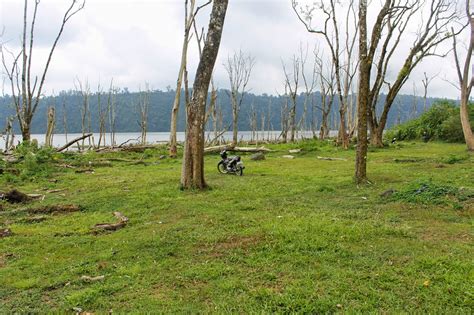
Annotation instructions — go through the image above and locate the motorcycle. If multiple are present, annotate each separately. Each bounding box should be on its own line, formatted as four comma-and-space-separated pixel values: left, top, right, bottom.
217, 150, 244, 176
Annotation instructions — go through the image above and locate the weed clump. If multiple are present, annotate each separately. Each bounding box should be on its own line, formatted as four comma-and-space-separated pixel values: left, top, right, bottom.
391, 181, 472, 206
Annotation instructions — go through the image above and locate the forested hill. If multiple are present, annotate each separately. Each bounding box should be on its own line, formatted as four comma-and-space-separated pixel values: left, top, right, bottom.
0, 89, 447, 134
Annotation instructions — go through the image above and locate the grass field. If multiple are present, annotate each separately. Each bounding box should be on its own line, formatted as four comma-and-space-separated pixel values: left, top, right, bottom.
0, 140, 473, 313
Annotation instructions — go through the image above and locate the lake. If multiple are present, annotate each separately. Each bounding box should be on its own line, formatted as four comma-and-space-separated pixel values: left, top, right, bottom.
0, 130, 339, 149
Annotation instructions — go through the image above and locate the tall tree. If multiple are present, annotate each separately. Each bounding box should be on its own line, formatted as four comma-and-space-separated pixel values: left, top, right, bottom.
224, 50, 255, 145
181, 0, 228, 189
452, 0, 474, 151
282, 56, 300, 142
367, 0, 461, 147
355, 0, 370, 184
292, 0, 358, 149
0, 0, 85, 142
169, 0, 211, 158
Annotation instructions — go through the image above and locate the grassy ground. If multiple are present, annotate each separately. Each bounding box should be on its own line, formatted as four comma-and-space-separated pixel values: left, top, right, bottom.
0, 140, 473, 313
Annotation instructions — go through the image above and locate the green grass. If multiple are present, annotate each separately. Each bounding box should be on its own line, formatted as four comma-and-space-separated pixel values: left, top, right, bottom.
0, 140, 473, 313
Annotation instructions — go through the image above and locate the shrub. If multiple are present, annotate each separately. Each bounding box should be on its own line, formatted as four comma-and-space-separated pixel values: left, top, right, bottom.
386, 101, 474, 143
13, 141, 57, 180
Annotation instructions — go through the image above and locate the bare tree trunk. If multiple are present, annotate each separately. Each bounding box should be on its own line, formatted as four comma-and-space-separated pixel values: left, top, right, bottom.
170, 1, 191, 157
224, 50, 255, 146
0, 0, 84, 143
45, 106, 55, 147
107, 81, 117, 146
137, 86, 150, 145
4, 117, 14, 152
355, 0, 369, 184
62, 98, 68, 145
181, 0, 228, 189
453, 4, 474, 151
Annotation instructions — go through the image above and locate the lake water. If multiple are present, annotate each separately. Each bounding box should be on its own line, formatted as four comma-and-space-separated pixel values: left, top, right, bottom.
0, 130, 339, 149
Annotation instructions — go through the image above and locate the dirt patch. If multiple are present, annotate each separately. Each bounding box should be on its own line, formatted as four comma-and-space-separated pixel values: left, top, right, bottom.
0, 228, 12, 238
0, 253, 16, 268
420, 227, 472, 244
28, 204, 81, 215
204, 234, 265, 258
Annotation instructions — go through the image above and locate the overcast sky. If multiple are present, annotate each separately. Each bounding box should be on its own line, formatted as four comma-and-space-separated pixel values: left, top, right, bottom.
0, 0, 469, 99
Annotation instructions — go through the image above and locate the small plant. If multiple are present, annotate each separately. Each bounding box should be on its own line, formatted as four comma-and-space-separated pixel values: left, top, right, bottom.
12, 142, 57, 180
441, 154, 468, 165
391, 181, 460, 205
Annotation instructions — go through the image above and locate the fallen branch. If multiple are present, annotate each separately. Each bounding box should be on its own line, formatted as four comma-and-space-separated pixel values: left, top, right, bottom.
204, 145, 272, 154
317, 156, 348, 161
57, 133, 93, 152
93, 211, 129, 232
81, 275, 105, 282
118, 136, 141, 148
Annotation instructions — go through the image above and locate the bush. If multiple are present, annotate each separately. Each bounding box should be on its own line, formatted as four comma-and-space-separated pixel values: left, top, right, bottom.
386, 101, 474, 143
13, 141, 57, 180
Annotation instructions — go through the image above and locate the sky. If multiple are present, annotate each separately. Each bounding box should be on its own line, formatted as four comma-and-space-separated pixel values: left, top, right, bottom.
0, 0, 470, 99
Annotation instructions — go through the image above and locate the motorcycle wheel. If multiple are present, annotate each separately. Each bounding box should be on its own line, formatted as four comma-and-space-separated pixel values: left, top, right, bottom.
237, 166, 243, 176
217, 161, 228, 174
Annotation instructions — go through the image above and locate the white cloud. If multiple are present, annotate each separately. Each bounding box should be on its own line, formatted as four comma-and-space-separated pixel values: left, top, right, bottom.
0, 0, 468, 99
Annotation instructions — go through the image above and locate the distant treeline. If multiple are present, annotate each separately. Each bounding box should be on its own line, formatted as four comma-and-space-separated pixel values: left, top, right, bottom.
0, 88, 447, 134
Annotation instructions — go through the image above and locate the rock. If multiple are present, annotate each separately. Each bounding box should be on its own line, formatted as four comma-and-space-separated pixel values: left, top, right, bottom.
380, 189, 396, 198
250, 152, 266, 161
282, 155, 295, 159
289, 149, 301, 153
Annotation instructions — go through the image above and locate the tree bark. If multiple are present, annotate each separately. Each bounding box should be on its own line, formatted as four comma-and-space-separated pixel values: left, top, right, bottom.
460, 11, 474, 151
355, 0, 369, 184
181, 0, 228, 189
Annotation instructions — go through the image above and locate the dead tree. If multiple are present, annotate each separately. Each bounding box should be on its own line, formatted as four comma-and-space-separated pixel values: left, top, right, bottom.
137, 85, 150, 145
181, 0, 228, 189
169, 0, 211, 158
96, 83, 107, 148
411, 83, 418, 119
45, 106, 55, 147
314, 53, 336, 140
292, 0, 358, 149
0, 0, 85, 142
282, 56, 300, 142
62, 97, 68, 145
248, 103, 258, 142
107, 80, 118, 146
278, 85, 290, 142
366, 0, 462, 147
3, 117, 15, 152
75, 79, 91, 150
452, 0, 474, 151
224, 50, 255, 145
421, 72, 437, 112
298, 43, 317, 136
355, 0, 370, 184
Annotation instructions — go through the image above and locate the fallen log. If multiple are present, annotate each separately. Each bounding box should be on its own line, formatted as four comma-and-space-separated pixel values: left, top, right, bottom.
1, 189, 31, 203
57, 133, 93, 152
81, 275, 105, 282
204, 145, 272, 154
316, 156, 348, 161
93, 211, 129, 232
